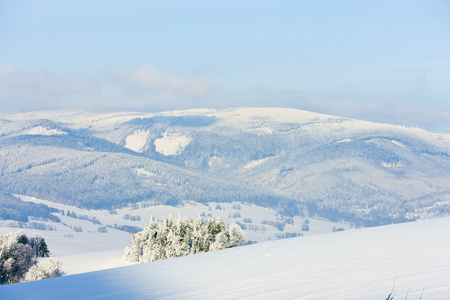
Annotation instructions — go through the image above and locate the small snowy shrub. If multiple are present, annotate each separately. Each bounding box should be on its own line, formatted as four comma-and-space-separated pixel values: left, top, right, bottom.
0, 231, 62, 285
124, 215, 245, 263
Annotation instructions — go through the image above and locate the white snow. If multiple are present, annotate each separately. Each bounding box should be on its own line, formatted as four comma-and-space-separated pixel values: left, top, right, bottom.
246, 126, 273, 135
222, 107, 336, 124
335, 138, 352, 143
5, 110, 152, 131
135, 168, 157, 177
22, 126, 67, 136
3, 195, 352, 276
1, 217, 449, 299
243, 157, 272, 169
390, 139, 407, 148
154, 132, 191, 156
2, 107, 450, 298
124, 130, 149, 153
382, 161, 404, 168
208, 156, 229, 168
5, 107, 450, 154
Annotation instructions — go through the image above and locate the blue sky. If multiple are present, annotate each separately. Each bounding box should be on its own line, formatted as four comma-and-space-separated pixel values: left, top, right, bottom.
1, 0, 449, 133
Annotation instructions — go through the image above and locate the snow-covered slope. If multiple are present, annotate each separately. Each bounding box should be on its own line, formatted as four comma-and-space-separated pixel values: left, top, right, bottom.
1, 217, 449, 299
1, 108, 450, 224
0, 194, 351, 274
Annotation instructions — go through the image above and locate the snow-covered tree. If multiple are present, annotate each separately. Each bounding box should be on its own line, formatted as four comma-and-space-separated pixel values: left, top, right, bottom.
207, 217, 228, 240
124, 215, 245, 263
209, 231, 229, 251
0, 231, 62, 285
228, 223, 245, 247
189, 217, 210, 254
27, 234, 50, 258
23, 259, 63, 282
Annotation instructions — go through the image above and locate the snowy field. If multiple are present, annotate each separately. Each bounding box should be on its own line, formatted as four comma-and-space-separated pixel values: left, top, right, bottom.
1, 217, 449, 299
0, 195, 350, 275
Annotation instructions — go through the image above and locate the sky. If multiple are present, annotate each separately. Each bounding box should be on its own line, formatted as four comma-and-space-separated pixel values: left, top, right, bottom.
0, 0, 449, 133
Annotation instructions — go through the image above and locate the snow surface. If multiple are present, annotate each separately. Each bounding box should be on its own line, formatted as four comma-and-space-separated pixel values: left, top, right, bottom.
125, 130, 149, 152
1, 217, 449, 299
0, 195, 352, 278
22, 126, 67, 136
390, 139, 407, 148
135, 167, 157, 177
4, 110, 152, 131
154, 132, 192, 156
381, 161, 404, 168
243, 157, 272, 169
12, 195, 350, 248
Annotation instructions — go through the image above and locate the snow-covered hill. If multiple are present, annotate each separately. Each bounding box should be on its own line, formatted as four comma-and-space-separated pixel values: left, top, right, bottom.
1, 108, 450, 224
1, 217, 449, 299
1, 194, 352, 275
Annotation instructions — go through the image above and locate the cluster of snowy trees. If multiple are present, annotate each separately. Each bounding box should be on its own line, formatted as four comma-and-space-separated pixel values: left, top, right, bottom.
0, 231, 62, 285
124, 216, 245, 263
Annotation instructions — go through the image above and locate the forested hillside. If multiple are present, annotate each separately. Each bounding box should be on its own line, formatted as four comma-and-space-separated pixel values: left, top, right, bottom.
1, 108, 449, 225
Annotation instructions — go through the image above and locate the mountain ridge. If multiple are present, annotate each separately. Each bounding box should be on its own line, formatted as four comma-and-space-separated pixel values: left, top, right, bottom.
1, 108, 449, 225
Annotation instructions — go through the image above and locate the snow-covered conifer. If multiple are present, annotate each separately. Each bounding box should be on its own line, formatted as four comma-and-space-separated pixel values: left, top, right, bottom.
190, 217, 210, 254
207, 218, 227, 240
28, 234, 50, 258
124, 216, 245, 263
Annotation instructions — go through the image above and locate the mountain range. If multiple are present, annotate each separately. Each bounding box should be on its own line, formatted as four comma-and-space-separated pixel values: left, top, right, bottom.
1, 108, 449, 226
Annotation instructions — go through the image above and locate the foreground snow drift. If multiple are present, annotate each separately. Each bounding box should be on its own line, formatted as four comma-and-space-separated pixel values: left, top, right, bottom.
1, 218, 450, 299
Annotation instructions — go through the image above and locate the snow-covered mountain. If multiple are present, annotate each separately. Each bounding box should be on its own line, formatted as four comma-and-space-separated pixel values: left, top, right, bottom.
1, 108, 449, 225
1, 217, 449, 299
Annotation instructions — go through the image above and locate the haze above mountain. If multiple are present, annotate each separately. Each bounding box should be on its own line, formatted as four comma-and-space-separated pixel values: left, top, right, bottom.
1, 108, 449, 226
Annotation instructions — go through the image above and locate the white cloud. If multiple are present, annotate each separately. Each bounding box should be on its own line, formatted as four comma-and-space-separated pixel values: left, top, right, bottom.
0, 63, 97, 99
0, 63, 448, 133
0, 63, 210, 113
111, 63, 210, 97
